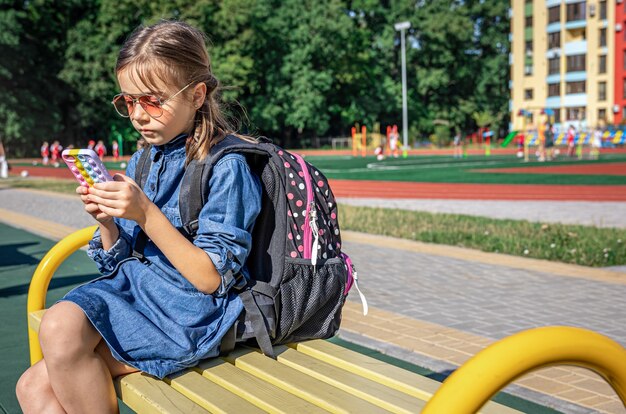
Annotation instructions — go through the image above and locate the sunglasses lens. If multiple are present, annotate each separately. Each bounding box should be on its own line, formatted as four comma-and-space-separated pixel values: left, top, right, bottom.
112, 96, 131, 117
138, 96, 163, 118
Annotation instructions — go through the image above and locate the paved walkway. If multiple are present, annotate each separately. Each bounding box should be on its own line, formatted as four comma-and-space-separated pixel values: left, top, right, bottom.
1, 187, 625, 413
338, 198, 626, 229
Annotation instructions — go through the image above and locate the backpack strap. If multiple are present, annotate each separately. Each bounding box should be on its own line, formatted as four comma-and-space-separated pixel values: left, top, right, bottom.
135, 146, 152, 189
131, 147, 153, 262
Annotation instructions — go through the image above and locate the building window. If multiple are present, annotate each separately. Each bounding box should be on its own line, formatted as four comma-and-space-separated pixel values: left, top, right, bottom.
548, 6, 560, 24
599, 29, 606, 47
524, 89, 534, 100
566, 2, 586, 21
554, 109, 561, 123
566, 107, 586, 120
548, 57, 560, 74
525, 16, 533, 28
599, 1, 607, 20
566, 54, 586, 72
548, 32, 560, 49
599, 55, 607, 74
566, 81, 586, 94
598, 82, 606, 101
525, 65, 533, 76
598, 108, 606, 121
548, 83, 561, 97
525, 40, 533, 54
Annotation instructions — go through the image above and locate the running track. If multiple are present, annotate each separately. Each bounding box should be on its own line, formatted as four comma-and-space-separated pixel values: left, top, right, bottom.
10, 165, 626, 202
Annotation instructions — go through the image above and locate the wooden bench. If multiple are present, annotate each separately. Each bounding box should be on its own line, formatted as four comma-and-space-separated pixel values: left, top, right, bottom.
26, 227, 626, 413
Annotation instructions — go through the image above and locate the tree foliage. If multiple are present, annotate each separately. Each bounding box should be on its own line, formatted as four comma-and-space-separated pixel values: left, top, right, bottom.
1, 0, 509, 156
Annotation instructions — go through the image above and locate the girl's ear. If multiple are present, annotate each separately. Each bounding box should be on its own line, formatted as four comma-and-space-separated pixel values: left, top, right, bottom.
192, 83, 207, 109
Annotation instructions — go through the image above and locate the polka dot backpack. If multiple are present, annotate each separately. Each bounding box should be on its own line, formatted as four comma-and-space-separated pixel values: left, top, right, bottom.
159, 134, 368, 357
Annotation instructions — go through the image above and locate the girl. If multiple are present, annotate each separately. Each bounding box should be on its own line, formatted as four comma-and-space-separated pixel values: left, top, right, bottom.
16, 21, 262, 413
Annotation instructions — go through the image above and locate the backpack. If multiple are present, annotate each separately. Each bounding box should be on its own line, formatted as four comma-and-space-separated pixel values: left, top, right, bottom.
133, 135, 367, 357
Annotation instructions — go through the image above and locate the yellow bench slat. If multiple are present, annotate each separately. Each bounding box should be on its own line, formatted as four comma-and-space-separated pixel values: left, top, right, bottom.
224, 347, 391, 414
292, 340, 520, 414
166, 369, 266, 414
28, 309, 45, 332
115, 372, 210, 414
275, 346, 426, 414
196, 357, 328, 414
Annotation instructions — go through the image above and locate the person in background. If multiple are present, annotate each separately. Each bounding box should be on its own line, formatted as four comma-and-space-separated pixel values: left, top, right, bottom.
566, 125, 576, 158
41, 142, 50, 166
0, 140, 8, 178
50, 141, 63, 166
88, 140, 96, 150
95, 140, 107, 160
112, 141, 120, 162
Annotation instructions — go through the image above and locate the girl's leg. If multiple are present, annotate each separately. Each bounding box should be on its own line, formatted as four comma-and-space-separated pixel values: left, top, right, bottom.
39, 301, 119, 414
16, 360, 65, 414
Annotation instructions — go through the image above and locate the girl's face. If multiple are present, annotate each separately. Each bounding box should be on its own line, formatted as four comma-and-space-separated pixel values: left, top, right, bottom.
117, 68, 204, 146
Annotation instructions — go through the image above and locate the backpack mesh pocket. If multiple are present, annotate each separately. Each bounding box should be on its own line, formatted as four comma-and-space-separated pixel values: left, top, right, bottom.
274, 257, 346, 344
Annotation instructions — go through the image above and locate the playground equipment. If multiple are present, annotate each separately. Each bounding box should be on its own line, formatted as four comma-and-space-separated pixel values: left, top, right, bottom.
26, 227, 626, 413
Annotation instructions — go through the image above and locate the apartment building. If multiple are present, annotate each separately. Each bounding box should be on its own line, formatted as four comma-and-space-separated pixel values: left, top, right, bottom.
510, 0, 620, 131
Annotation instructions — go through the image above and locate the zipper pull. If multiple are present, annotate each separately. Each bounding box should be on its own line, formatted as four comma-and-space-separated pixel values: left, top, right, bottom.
309, 202, 319, 270
352, 267, 368, 316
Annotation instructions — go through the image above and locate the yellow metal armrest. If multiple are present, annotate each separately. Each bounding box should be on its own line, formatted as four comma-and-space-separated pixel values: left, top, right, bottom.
423, 326, 626, 413
27, 226, 98, 365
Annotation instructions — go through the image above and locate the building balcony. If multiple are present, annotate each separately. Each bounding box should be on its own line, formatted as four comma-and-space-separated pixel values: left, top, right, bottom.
547, 22, 561, 33
564, 40, 587, 55
545, 96, 561, 108
565, 20, 587, 30
564, 71, 586, 82
547, 74, 561, 83
562, 93, 587, 107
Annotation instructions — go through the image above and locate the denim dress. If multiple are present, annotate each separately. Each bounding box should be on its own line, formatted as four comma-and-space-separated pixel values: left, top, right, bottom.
61, 134, 262, 378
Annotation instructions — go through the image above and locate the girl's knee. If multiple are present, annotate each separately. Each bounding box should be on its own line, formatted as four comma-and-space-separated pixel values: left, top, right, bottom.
39, 302, 95, 365
16, 364, 47, 403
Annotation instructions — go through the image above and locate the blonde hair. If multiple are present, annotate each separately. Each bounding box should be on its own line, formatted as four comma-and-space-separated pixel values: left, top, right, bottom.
116, 20, 253, 162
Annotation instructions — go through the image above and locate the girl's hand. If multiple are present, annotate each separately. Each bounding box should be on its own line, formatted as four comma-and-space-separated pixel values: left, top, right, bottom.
76, 185, 113, 224
86, 174, 152, 225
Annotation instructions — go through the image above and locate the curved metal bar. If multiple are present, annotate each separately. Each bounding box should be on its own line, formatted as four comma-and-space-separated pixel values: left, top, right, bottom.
27, 226, 97, 365
422, 326, 626, 413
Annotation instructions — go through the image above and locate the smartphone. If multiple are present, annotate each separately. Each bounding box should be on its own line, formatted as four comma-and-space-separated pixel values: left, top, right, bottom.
62, 149, 113, 187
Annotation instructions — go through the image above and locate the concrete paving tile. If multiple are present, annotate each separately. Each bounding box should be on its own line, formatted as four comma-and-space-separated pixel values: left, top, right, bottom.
594, 400, 626, 414
571, 379, 622, 397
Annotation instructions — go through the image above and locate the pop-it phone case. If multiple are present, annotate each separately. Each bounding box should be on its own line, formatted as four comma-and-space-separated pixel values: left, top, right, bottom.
62, 149, 113, 187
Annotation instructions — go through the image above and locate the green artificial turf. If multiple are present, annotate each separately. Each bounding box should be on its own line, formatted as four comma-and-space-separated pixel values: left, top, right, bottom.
305, 154, 626, 185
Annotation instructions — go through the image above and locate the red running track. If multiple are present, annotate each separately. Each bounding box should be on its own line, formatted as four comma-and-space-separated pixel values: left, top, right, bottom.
328, 180, 626, 201
10, 166, 626, 202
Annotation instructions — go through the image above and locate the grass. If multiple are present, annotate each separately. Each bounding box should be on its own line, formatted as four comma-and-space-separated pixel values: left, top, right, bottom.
2, 177, 78, 193
339, 204, 626, 267
3, 176, 625, 267
305, 153, 626, 185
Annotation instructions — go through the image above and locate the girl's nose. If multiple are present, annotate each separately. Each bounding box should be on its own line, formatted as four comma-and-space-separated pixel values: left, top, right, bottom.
131, 103, 151, 122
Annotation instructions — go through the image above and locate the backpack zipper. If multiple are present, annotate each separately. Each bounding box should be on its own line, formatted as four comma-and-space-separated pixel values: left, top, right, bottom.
291, 152, 317, 265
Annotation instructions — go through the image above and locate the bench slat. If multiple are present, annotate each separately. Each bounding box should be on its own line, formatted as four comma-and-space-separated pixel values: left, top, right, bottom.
224, 347, 391, 414
196, 357, 328, 414
166, 369, 266, 414
292, 340, 521, 414
275, 345, 426, 414
115, 372, 210, 414
28, 309, 45, 332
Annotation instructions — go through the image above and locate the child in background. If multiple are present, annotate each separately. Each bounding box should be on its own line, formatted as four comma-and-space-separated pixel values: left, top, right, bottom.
16, 20, 262, 413
112, 141, 120, 161
40, 142, 50, 165
95, 140, 107, 159
50, 140, 63, 166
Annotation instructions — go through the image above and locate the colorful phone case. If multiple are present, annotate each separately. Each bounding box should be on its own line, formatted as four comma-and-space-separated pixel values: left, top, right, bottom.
62, 149, 113, 187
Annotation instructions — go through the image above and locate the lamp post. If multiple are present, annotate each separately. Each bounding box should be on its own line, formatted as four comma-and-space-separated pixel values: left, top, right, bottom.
394, 20, 411, 157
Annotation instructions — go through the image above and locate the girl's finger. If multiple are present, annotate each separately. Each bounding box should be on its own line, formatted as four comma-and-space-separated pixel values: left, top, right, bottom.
96, 203, 119, 218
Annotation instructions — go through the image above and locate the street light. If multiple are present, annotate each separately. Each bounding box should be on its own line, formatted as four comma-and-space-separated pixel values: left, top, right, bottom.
394, 20, 411, 157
